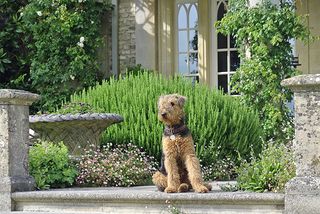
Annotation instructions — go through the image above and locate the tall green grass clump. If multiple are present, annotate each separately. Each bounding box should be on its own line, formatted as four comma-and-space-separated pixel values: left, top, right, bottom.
237, 143, 295, 192
69, 71, 263, 166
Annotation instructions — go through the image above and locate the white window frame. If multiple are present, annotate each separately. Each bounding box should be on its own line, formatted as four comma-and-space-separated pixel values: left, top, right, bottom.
211, 0, 239, 95
175, 0, 199, 79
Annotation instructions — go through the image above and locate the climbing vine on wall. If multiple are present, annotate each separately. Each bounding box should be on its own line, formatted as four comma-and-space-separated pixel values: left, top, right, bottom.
215, 0, 311, 142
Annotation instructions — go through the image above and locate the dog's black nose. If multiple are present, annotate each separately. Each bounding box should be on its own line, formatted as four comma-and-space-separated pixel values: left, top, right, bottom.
161, 112, 167, 117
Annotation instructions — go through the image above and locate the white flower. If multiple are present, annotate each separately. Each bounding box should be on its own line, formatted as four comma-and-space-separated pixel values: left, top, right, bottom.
36, 11, 42, 16
77, 42, 84, 48
79, 36, 85, 43
70, 75, 75, 80
91, 20, 94, 24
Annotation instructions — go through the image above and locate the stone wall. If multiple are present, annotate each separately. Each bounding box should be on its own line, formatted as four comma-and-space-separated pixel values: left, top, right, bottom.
296, 0, 320, 74
118, 0, 136, 72
135, 0, 157, 70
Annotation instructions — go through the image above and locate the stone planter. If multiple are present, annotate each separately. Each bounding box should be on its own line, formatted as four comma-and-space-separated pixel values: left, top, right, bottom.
29, 113, 123, 155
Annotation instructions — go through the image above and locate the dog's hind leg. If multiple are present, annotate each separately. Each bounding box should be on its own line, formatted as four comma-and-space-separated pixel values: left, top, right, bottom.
178, 168, 191, 192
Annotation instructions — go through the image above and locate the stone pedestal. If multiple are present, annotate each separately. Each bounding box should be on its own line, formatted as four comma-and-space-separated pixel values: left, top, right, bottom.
0, 89, 40, 211
281, 74, 320, 214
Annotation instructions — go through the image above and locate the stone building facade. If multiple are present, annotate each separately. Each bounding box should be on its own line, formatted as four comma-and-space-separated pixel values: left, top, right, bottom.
101, 0, 320, 89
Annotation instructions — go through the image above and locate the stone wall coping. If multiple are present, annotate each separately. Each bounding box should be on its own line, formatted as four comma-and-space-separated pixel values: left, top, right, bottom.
281, 74, 320, 92
29, 113, 124, 123
12, 186, 284, 205
0, 89, 40, 106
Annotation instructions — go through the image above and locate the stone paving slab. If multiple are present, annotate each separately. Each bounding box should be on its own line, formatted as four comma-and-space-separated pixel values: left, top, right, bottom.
12, 182, 284, 204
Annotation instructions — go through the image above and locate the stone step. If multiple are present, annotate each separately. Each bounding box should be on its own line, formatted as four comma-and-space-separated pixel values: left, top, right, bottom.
9, 183, 284, 214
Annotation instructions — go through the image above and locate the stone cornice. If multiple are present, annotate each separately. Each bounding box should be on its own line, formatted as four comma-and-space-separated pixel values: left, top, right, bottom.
281, 74, 320, 92
0, 89, 40, 106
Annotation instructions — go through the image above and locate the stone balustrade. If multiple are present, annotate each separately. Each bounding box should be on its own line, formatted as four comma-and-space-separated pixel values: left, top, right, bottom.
281, 74, 320, 214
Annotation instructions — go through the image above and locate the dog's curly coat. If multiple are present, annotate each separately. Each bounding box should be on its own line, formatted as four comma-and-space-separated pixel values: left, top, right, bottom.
152, 94, 212, 193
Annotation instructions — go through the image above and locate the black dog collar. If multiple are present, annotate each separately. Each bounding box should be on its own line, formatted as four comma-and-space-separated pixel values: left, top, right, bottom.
164, 124, 190, 137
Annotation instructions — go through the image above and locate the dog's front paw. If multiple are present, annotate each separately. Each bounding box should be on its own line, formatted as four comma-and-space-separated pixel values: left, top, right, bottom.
165, 186, 178, 193
204, 183, 212, 191
194, 185, 209, 193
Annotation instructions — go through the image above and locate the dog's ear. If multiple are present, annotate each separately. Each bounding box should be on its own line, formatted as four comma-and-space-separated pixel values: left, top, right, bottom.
177, 95, 187, 107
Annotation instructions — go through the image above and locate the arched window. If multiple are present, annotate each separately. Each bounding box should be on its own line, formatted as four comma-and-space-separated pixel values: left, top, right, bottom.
177, 1, 198, 81
216, 0, 240, 94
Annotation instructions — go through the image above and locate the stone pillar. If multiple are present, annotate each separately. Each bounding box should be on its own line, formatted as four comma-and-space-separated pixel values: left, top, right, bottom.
281, 74, 320, 214
118, 0, 136, 72
0, 89, 40, 211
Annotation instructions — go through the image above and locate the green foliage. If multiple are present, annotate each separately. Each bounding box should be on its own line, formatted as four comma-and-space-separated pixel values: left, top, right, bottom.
76, 143, 157, 187
29, 140, 78, 189
126, 64, 145, 75
55, 102, 103, 114
237, 143, 295, 192
69, 71, 263, 166
0, 0, 31, 89
21, 0, 112, 112
215, 0, 311, 141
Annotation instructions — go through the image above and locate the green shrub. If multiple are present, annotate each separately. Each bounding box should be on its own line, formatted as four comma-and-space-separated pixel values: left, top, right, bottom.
237, 143, 295, 192
29, 140, 78, 189
76, 143, 157, 187
69, 71, 263, 166
54, 102, 103, 114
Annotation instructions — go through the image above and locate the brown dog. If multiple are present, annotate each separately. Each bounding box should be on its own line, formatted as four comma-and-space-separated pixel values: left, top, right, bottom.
152, 94, 212, 193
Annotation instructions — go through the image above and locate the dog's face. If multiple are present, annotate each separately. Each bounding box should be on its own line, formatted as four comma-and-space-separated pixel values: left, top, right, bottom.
158, 94, 187, 126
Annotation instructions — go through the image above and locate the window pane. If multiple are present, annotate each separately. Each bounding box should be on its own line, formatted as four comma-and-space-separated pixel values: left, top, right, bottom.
189, 53, 198, 74
218, 33, 227, 49
189, 30, 198, 51
230, 34, 236, 48
218, 52, 227, 72
178, 54, 188, 74
179, 31, 188, 52
217, 2, 226, 21
189, 4, 198, 29
230, 51, 240, 71
178, 5, 187, 29
218, 75, 228, 94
